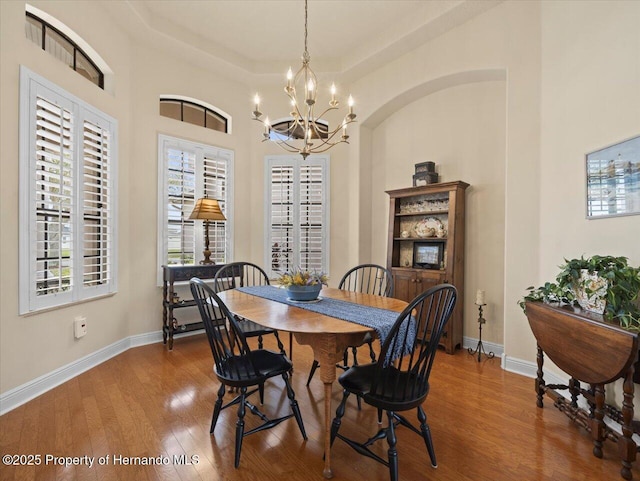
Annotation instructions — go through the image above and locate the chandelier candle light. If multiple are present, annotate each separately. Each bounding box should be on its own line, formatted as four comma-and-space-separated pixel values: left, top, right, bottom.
252, 0, 356, 159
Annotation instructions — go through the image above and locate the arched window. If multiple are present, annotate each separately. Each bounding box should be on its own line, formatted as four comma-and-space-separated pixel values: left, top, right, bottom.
269, 118, 328, 141
25, 11, 104, 88
159, 96, 231, 134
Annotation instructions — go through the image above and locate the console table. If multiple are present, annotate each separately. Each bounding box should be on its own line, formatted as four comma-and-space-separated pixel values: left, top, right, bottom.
525, 301, 639, 480
162, 264, 224, 350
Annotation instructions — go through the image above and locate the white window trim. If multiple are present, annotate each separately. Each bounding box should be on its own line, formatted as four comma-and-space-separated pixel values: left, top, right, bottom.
156, 135, 234, 285
264, 154, 330, 278
19, 66, 118, 314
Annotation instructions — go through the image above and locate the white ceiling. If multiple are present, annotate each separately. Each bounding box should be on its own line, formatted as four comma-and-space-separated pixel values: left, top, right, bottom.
119, 0, 501, 80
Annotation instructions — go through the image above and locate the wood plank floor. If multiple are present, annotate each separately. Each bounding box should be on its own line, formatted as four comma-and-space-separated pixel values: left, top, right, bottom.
1, 333, 637, 481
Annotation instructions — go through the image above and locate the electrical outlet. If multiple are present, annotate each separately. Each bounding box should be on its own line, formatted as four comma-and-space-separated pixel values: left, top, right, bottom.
74, 316, 87, 338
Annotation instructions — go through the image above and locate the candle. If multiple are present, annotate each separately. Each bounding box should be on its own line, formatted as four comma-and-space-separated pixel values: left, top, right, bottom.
476, 289, 485, 305
306, 79, 314, 100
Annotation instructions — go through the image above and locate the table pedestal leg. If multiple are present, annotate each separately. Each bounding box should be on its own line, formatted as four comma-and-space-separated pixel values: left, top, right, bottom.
323, 380, 333, 478
318, 337, 339, 479
295, 332, 339, 479
295, 331, 367, 479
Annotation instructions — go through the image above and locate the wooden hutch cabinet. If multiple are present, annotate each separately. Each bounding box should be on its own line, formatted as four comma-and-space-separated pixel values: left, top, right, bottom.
386, 181, 469, 353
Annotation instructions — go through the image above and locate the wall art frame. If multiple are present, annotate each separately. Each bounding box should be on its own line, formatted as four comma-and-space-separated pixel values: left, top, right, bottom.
586, 134, 640, 219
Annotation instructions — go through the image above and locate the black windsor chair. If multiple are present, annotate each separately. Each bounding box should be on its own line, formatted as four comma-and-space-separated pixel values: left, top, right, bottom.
213, 262, 286, 354
190, 277, 307, 468
330, 284, 457, 481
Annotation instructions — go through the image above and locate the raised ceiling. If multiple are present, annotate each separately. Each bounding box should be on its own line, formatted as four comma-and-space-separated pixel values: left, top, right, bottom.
119, 0, 501, 80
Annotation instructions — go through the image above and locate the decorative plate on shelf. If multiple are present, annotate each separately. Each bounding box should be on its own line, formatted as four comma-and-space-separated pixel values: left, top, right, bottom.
414, 217, 442, 238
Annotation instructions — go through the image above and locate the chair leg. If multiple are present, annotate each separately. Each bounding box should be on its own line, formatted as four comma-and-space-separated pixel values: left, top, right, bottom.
210, 383, 226, 434
273, 330, 286, 355
259, 382, 264, 405
234, 388, 247, 468
306, 360, 319, 386
257, 334, 264, 349
351, 346, 359, 366
417, 405, 437, 468
367, 339, 376, 363
282, 372, 307, 439
377, 408, 383, 424
386, 410, 399, 481
330, 390, 350, 446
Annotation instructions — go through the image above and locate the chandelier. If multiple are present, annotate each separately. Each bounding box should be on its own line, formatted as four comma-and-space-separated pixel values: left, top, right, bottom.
252, 0, 356, 159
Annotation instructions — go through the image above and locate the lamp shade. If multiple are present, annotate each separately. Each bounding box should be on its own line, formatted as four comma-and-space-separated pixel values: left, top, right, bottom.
189, 197, 226, 221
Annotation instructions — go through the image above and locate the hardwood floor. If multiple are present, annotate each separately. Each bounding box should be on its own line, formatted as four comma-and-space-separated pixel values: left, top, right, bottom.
1, 334, 637, 481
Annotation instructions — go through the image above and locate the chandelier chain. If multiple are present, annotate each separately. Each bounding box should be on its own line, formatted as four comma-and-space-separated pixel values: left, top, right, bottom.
304, 0, 308, 56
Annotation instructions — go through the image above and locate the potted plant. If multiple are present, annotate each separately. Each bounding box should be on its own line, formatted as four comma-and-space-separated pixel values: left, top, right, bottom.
519, 255, 640, 330
276, 267, 328, 301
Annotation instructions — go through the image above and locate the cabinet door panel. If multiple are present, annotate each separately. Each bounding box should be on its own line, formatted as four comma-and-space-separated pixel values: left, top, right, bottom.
414, 270, 445, 295
391, 269, 417, 302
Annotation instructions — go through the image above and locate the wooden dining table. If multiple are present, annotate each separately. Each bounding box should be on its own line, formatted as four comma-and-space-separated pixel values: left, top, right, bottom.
216, 286, 408, 479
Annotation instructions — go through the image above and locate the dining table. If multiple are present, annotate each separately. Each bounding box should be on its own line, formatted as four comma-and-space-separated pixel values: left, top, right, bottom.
216, 286, 408, 479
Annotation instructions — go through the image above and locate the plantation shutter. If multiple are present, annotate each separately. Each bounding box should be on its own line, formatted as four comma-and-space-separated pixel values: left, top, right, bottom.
203, 153, 228, 264
269, 164, 295, 273
20, 67, 118, 314
165, 145, 197, 266
299, 163, 325, 271
81, 117, 114, 289
34, 96, 75, 299
158, 135, 233, 282
265, 155, 329, 277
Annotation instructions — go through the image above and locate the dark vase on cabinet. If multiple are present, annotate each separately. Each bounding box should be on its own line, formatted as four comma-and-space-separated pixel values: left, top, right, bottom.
386, 181, 468, 353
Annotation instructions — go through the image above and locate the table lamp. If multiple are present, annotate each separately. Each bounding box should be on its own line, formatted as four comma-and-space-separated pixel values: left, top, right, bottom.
189, 197, 226, 264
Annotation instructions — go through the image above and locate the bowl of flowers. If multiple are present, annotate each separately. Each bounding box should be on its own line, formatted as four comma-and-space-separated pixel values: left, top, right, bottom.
276, 267, 328, 301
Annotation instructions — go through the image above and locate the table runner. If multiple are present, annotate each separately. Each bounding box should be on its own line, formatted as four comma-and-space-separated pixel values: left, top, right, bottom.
236, 285, 415, 363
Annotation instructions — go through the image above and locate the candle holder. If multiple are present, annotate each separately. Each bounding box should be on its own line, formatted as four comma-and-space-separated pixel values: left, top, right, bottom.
468, 303, 495, 362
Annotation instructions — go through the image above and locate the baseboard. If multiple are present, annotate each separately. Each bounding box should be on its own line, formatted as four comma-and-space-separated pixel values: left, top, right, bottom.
0, 329, 180, 415
462, 335, 504, 359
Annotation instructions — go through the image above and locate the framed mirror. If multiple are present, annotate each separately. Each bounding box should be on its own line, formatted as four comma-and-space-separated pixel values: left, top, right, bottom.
586, 134, 640, 219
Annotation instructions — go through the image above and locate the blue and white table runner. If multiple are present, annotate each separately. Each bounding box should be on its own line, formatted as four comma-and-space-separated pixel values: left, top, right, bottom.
236, 285, 415, 363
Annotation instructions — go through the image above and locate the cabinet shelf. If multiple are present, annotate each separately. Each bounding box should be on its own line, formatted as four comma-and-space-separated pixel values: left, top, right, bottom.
395, 209, 449, 217
394, 237, 448, 241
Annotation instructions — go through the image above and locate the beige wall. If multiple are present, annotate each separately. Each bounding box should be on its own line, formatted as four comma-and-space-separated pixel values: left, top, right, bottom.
0, 0, 134, 393
370, 81, 507, 343
539, 1, 640, 271
1, 0, 639, 401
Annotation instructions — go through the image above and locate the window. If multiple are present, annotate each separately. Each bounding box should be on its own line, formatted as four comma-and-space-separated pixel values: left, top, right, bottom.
265, 155, 329, 277
25, 11, 104, 88
157, 135, 233, 282
159, 97, 231, 133
19, 67, 117, 314
268, 118, 328, 141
